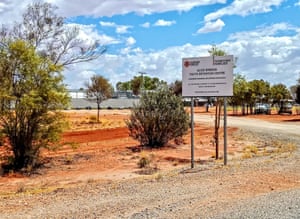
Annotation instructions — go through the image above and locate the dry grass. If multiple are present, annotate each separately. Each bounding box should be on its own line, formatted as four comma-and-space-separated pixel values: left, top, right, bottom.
241, 140, 297, 160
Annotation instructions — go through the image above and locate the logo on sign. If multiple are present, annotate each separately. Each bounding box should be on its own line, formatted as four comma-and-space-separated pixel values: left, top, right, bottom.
184, 60, 200, 68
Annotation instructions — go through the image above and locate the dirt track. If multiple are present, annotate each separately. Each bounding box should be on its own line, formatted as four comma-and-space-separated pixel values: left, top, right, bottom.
195, 114, 300, 136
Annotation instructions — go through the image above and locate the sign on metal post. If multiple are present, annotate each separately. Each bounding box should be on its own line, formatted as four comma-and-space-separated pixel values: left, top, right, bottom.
182, 55, 234, 167
182, 55, 233, 97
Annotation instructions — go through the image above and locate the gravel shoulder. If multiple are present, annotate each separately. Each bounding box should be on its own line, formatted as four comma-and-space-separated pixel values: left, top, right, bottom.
0, 116, 299, 218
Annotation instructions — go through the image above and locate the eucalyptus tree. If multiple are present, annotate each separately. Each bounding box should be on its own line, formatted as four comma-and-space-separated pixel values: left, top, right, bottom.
0, 2, 104, 171
208, 45, 227, 159
271, 83, 292, 104
296, 85, 300, 104
0, 40, 69, 170
169, 80, 182, 96
231, 74, 249, 115
1, 2, 105, 66
85, 75, 113, 122
118, 76, 167, 95
248, 79, 271, 104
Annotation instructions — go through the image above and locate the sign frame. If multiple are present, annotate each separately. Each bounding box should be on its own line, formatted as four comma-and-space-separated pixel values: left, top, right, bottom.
182, 55, 234, 97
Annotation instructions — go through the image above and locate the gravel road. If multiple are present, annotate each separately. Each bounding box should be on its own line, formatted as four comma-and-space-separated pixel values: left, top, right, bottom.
0, 116, 299, 218
194, 114, 300, 136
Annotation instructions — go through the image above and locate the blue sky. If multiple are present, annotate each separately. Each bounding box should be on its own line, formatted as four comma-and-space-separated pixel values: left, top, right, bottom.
1, 0, 300, 89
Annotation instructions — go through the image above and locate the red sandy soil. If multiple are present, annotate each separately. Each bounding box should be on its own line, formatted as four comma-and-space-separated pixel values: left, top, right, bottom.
0, 107, 299, 193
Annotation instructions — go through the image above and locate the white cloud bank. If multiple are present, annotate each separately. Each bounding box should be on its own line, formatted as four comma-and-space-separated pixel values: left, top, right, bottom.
1, 0, 299, 89
0, 0, 227, 22
64, 22, 300, 89
198, 0, 285, 33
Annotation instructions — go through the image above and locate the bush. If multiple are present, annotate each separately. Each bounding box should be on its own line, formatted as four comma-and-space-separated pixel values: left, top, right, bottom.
126, 88, 189, 147
137, 153, 152, 168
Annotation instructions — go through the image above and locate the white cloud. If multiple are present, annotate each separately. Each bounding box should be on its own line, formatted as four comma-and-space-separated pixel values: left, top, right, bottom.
196, 19, 225, 33
64, 22, 300, 89
0, 0, 225, 22
1, 0, 299, 89
49, 0, 226, 17
228, 23, 297, 40
0, 0, 29, 24
116, 25, 132, 34
223, 24, 300, 86
99, 21, 115, 27
70, 23, 120, 46
204, 0, 285, 22
126, 37, 136, 46
78, 70, 96, 81
154, 19, 176, 27
64, 43, 212, 89
99, 20, 132, 34
198, 0, 285, 34
141, 22, 150, 28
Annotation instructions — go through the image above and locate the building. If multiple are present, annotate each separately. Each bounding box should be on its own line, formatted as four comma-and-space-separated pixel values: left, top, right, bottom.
68, 89, 139, 109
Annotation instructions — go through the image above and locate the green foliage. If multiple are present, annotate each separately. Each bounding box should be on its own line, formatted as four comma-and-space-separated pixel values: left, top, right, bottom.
231, 74, 248, 105
0, 40, 69, 171
137, 154, 151, 168
117, 76, 167, 95
0, 2, 103, 172
248, 79, 271, 103
85, 75, 113, 122
169, 80, 182, 96
116, 81, 131, 91
208, 45, 226, 56
229, 74, 293, 114
270, 83, 291, 104
126, 88, 189, 147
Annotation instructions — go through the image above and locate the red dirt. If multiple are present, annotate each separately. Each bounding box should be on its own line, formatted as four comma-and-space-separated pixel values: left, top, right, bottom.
0, 108, 299, 193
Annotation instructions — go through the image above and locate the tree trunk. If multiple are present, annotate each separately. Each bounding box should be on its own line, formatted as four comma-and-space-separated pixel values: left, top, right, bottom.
11, 135, 37, 170
214, 99, 221, 159
97, 104, 100, 123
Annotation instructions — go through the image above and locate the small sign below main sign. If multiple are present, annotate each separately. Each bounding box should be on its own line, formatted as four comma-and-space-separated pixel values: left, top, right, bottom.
182, 55, 234, 97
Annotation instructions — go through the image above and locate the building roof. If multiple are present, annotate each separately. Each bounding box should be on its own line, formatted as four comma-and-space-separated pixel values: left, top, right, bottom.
70, 98, 139, 109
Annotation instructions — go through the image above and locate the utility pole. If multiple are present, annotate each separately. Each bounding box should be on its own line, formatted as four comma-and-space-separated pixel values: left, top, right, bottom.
138, 71, 147, 94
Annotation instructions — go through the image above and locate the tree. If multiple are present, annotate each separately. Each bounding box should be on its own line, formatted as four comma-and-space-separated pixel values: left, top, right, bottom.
208, 45, 227, 159
296, 85, 300, 104
248, 79, 271, 104
85, 75, 113, 122
118, 76, 167, 95
0, 2, 103, 171
270, 83, 291, 104
116, 81, 131, 91
0, 40, 69, 170
1, 2, 105, 66
126, 88, 189, 147
169, 80, 182, 96
231, 74, 249, 115
290, 76, 300, 104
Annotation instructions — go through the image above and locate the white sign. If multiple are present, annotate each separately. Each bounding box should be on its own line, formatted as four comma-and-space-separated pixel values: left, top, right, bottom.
182, 55, 234, 97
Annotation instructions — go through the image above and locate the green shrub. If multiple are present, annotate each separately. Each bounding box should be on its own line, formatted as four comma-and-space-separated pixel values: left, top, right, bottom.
138, 155, 151, 168
126, 88, 189, 147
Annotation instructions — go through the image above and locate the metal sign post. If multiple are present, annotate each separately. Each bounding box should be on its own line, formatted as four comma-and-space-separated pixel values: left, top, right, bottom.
182, 55, 233, 167
223, 97, 228, 165
191, 97, 194, 168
